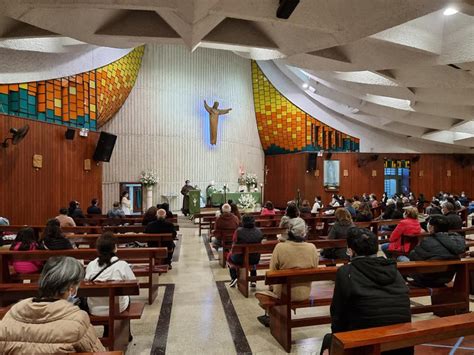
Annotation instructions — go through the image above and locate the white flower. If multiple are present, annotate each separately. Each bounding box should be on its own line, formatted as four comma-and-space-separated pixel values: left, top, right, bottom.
238, 194, 257, 209
139, 170, 159, 187
243, 173, 258, 186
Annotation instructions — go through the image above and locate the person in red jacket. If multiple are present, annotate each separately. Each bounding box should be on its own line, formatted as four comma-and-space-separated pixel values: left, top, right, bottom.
381, 206, 421, 261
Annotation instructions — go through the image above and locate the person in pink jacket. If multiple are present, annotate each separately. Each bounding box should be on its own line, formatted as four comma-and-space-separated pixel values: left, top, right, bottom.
261, 201, 276, 216
381, 207, 421, 261
10, 227, 43, 274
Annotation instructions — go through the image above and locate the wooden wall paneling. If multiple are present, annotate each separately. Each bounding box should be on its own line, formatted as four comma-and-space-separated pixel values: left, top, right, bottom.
265, 152, 473, 208
0, 115, 102, 225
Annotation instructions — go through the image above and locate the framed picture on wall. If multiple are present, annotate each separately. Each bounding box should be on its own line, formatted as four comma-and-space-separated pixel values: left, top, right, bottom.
324, 160, 340, 189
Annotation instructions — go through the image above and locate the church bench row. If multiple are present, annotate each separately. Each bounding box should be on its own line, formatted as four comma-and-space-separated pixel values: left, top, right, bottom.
258, 259, 474, 352
0, 224, 179, 236
230, 226, 474, 297
0, 247, 168, 305
0, 280, 142, 351
331, 312, 474, 354
76, 216, 178, 226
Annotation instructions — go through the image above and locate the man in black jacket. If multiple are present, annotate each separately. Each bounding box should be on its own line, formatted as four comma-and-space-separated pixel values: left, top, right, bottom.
144, 209, 176, 268
321, 228, 412, 355
408, 215, 465, 287
442, 202, 463, 230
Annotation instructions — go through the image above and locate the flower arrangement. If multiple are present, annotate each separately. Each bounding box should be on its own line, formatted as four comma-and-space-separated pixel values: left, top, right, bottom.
243, 173, 258, 186
238, 194, 257, 210
139, 170, 159, 187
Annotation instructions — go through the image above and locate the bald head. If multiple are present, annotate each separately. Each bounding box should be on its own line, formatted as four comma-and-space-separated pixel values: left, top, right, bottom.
157, 209, 167, 219
222, 203, 231, 213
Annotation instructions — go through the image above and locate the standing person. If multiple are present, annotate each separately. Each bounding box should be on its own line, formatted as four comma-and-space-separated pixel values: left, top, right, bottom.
85, 232, 136, 338
87, 199, 102, 215
0, 256, 105, 354
180, 180, 193, 216
227, 215, 263, 287
10, 227, 43, 274
145, 209, 176, 269
120, 191, 131, 215
55, 208, 76, 228
41, 219, 74, 250
320, 228, 412, 355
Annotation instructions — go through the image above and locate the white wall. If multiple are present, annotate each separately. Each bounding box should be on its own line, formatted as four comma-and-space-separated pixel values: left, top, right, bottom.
102, 44, 264, 212
259, 60, 471, 154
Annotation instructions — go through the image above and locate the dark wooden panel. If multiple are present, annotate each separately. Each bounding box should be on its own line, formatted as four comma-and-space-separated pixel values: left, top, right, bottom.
0, 115, 102, 225
265, 152, 473, 208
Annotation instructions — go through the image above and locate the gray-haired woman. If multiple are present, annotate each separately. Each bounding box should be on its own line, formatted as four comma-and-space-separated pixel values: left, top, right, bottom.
0, 256, 105, 354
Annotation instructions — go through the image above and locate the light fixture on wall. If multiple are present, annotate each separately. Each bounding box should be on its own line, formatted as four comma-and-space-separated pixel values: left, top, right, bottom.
443, 7, 458, 16
79, 128, 89, 137
302, 83, 309, 89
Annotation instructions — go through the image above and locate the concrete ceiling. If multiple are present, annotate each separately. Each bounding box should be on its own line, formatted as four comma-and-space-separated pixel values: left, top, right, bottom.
0, 0, 473, 148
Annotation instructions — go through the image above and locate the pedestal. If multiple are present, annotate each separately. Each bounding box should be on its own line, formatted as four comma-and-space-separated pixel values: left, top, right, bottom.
146, 186, 153, 209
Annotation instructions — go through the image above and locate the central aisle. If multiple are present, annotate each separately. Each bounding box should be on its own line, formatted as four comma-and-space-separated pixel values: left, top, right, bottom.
157, 225, 237, 355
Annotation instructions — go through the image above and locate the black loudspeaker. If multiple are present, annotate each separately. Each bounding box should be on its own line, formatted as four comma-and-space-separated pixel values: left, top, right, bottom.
370, 154, 379, 161
326, 152, 333, 160
93, 132, 117, 162
307, 153, 317, 172
412, 155, 421, 163
65, 128, 75, 140
277, 0, 300, 19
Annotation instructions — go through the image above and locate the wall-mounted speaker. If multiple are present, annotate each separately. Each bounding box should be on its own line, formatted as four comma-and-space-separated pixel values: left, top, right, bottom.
65, 128, 75, 140
93, 132, 117, 162
412, 155, 421, 163
326, 152, 333, 160
370, 154, 379, 161
307, 153, 317, 172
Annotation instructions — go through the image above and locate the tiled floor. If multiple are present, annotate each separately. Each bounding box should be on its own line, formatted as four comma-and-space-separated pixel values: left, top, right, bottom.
125, 222, 474, 354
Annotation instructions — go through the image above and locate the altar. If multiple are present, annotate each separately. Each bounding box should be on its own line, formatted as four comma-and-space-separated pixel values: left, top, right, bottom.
210, 192, 261, 206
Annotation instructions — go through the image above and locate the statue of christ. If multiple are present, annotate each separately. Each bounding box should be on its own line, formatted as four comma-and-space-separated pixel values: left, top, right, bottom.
204, 100, 232, 145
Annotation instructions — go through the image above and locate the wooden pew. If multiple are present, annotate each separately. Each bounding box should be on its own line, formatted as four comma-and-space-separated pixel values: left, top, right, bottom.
232, 239, 348, 297
331, 312, 474, 355
260, 259, 474, 352
0, 280, 142, 351
76, 352, 123, 355
194, 213, 216, 235
0, 247, 167, 305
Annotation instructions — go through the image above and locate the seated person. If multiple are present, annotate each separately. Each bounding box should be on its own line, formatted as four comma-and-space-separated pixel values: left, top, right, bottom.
55, 208, 76, 228
261, 201, 276, 216
311, 196, 323, 214
255, 219, 318, 327
344, 198, 356, 217
408, 215, 465, 287
85, 232, 136, 341
354, 202, 373, 222
68, 200, 85, 219
0, 256, 105, 353
381, 207, 421, 260
86, 198, 102, 215
212, 203, 240, 248
145, 209, 176, 268
321, 228, 412, 355
10, 227, 43, 274
279, 203, 301, 240
107, 201, 125, 218
442, 202, 463, 230
227, 215, 263, 287
299, 200, 312, 214
426, 199, 442, 215
321, 208, 354, 260
142, 206, 158, 226
160, 202, 174, 219
41, 218, 74, 250
230, 203, 241, 222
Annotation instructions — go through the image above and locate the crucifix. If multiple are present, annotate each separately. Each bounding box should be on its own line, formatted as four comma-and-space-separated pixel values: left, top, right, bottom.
204, 100, 232, 145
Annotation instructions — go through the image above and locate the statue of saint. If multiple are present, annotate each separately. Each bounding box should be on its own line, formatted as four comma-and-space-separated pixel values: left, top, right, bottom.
204, 100, 232, 145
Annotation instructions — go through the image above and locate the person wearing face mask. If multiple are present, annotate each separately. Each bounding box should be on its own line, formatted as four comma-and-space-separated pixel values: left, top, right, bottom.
320, 228, 412, 355
0, 256, 105, 354
407, 215, 465, 287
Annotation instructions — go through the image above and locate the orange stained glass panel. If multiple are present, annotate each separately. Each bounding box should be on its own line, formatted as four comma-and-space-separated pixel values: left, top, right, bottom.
0, 85, 8, 94
38, 103, 46, 112
9, 84, 19, 92
54, 107, 61, 116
